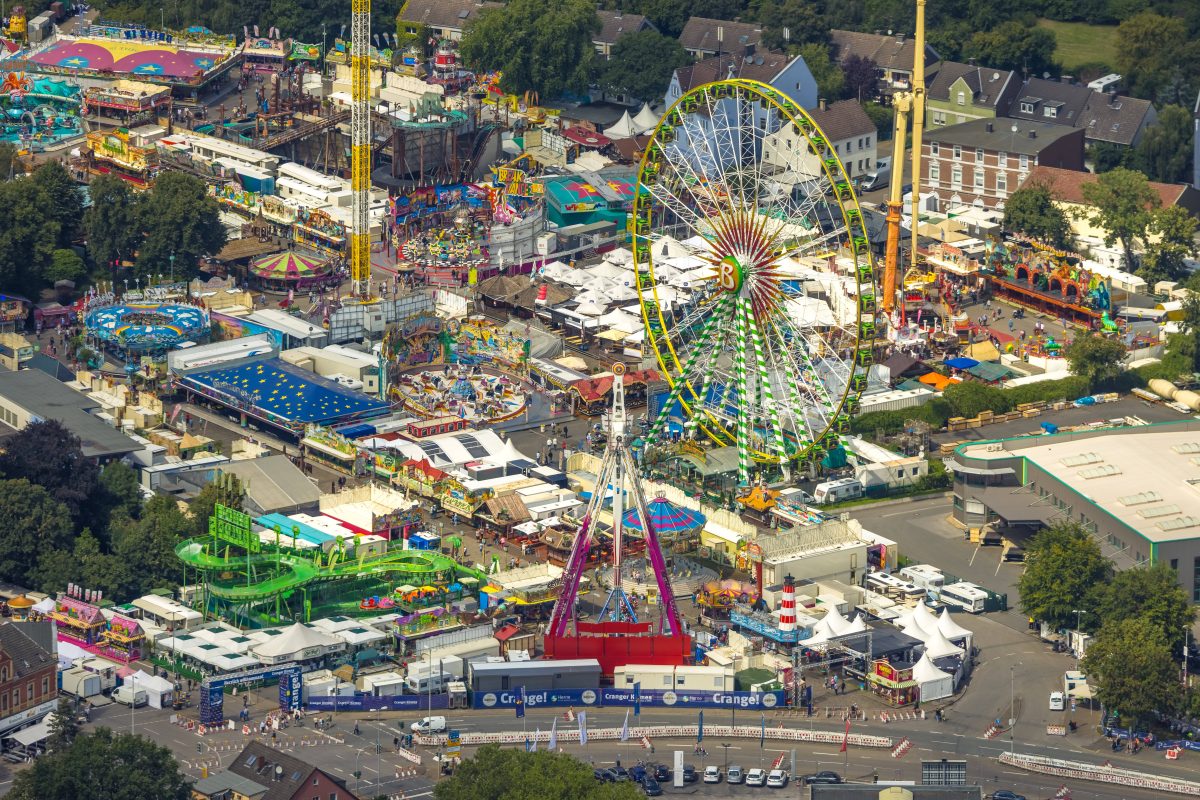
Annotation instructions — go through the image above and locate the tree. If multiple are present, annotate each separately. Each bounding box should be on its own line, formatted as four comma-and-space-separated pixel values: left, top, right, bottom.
751, 0, 828, 51
32, 162, 84, 249
46, 249, 86, 285
0, 178, 58, 295
1003, 182, 1074, 250
0, 420, 100, 524
1063, 334, 1127, 389
99, 462, 144, 523
0, 480, 75, 586
1131, 105, 1193, 184
1090, 563, 1196, 653
433, 745, 641, 800
1140, 205, 1198, 285
84, 175, 142, 275
636, 0, 747, 38
796, 43, 843, 103
136, 172, 226, 280
34, 528, 131, 598
841, 54, 878, 101
863, 101, 893, 140
188, 473, 245, 537
0, 141, 19, 179
46, 698, 81, 754
8, 728, 191, 800
1017, 522, 1111, 630
1088, 141, 1130, 174
1082, 617, 1179, 726
598, 30, 690, 102
964, 21, 1058, 77
1161, 278, 1200, 376
459, 0, 601, 98
112, 495, 191, 596
1115, 12, 1190, 102
941, 381, 1011, 419
1078, 166, 1159, 270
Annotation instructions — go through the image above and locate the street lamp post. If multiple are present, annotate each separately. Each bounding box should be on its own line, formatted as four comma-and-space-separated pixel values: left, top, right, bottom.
721, 743, 730, 776
130, 674, 137, 734
1072, 609, 1086, 666
169, 252, 175, 285
1009, 662, 1021, 755
424, 651, 432, 713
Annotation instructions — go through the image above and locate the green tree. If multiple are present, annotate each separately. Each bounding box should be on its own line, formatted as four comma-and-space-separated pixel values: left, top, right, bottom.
0, 177, 58, 295
0, 141, 19, 179
1161, 279, 1200, 376
34, 529, 131, 597
460, 0, 602, 98
84, 175, 142, 275
1115, 11, 1191, 102
112, 495, 191, 596
0, 480, 75, 586
0, 420, 101, 524
598, 30, 690, 102
433, 745, 641, 800
863, 101, 893, 140
136, 172, 226, 280
796, 42, 844, 103
99, 462, 144, 522
636, 0, 747, 38
841, 54, 878, 102
46, 698, 81, 754
1063, 333, 1127, 389
964, 21, 1058, 77
187, 472, 245, 537
752, 0, 828, 50
1078, 166, 1159, 270
1140, 205, 1198, 285
32, 162, 84, 249
1089, 562, 1196, 652
1017, 522, 1111, 630
1003, 182, 1074, 250
8, 728, 190, 800
941, 381, 1011, 419
46, 249, 86, 285
1082, 617, 1179, 726
1131, 105, 1193, 184
1087, 141, 1129, 174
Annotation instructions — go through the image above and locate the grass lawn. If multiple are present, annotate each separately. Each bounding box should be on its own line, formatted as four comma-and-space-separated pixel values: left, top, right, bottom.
1036, 18, 1119, 72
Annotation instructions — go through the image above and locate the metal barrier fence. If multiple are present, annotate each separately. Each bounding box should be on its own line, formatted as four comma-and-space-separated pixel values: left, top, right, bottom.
999, 752, 1200, 796
415, 725, 891, 749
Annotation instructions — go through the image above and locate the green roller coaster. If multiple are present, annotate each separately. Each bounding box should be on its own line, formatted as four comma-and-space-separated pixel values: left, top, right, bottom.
177, 504, 486, 627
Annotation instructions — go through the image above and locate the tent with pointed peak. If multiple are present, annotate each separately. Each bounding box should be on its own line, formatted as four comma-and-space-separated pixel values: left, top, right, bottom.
622, 494, 706, 534
250, 622, 344, 664
913, 653, 954, 701
937, 608, 973, 641
633, 103, 660, 133
605, 110, 639, 138
921, 626, 964, 660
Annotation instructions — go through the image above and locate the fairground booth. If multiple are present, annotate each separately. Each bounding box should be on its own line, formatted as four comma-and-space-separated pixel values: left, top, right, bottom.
247, 251, 333, 292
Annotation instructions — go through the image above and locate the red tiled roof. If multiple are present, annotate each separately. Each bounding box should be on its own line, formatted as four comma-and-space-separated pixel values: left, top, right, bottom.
1022, 165, 1187, 208
568, 370, 662, 403
494, 624, 522, 641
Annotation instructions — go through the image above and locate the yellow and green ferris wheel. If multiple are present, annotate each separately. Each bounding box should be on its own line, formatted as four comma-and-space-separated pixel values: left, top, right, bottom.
633, 79, 877, 484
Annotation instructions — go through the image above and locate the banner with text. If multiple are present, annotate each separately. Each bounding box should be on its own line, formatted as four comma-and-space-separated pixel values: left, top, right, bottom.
472, 689, 785, 710
306, 694, 449, 712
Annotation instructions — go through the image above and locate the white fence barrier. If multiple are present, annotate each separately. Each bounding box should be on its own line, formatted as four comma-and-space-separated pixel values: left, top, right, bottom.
416, 725, 890, 749
999, 752, 1200, 796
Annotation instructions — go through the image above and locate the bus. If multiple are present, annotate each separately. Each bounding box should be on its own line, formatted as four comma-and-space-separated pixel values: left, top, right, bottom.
862, 572, 925, 604
899, 565, 945, 594
939, 582, 987, 614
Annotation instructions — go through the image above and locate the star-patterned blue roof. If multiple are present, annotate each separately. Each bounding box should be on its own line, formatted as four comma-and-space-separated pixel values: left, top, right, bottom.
183, 358, 388, 425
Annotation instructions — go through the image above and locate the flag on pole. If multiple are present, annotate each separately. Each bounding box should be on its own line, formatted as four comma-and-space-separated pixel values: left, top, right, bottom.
620, 710, 630, 742
633, 683, 641, 717
532, 729, 539, 752
549, 717, 558, 750
524, 736, 531, 752
578, 711, 588, 746
697, 710, 704, 743
839, 718, 851, 753
760, 713, 765, 748
515, 686, 526, 719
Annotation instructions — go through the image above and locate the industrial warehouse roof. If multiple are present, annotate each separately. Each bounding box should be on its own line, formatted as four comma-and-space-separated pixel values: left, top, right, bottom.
0, 370, 140, 458
958, 423, 1200, 543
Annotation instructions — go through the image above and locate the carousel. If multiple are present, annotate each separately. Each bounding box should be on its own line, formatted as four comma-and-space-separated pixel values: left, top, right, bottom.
85, 301, 210, 361
392, 364, 528, 424
398, 208, 489, 275
248, 251, 334, 291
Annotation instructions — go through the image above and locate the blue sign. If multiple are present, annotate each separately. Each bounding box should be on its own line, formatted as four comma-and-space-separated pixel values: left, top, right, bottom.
471, 688, 785, 710
307, 693, 449, 712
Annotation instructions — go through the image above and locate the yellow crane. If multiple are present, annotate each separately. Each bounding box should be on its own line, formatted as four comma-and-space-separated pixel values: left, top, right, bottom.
882, 0, 927, 315
349, 0, 372, 299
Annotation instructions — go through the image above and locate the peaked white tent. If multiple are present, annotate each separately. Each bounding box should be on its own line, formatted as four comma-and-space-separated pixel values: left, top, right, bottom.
540, 260, 574, 281
938, 608, 973, 641
913, 653, 954, 701
899, 615, 933, 642
633, 103, 661, 133
598, 308, 643, 332
130, 669, 175, 709
606, 110, 639, 138
843, 614, 869, 634
605, 247, 634, 265
584, 261, 630, 281
921, 626, 965, 660
251, 622, 344, 664
573, 300, 608, 317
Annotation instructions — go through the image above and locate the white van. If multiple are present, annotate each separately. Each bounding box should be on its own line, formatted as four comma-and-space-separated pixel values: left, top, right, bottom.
1048, 691, 1065, 711
113, 685, 148, 707
813, 478, 863, 504
411, 715, 447, 733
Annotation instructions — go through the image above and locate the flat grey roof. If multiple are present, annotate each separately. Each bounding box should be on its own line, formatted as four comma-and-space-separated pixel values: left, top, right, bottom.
928, 117, 1081, 156
217, 455, 322, 512
0, 370, 139, 458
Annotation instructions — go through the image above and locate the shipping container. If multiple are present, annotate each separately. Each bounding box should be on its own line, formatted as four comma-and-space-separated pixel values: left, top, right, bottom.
469, 658, 601, 692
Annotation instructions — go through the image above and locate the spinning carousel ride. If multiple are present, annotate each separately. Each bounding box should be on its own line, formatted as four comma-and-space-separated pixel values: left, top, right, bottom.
398, 207, 489, 274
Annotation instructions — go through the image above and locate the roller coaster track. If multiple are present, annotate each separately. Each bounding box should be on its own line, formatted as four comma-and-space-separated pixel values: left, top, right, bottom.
176, 539, 484, 603
256, 109, 351, 151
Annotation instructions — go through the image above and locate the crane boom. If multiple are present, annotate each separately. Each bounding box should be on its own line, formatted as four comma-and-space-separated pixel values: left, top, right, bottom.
350, 0, 372, 299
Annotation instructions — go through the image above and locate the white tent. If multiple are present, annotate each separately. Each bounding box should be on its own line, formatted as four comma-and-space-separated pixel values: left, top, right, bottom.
822, 607, 854, 636
664, 254, 710, 272
913, 653, 954, 701
584, 261, 631, 281
598, 309, 643, 332
574, 300, 608, 317
602, 283, 638, 303
605, 247, 634, 265
921, 627, 965, 660
653, 235, 691, 259
899, 615, 933, 642
633, 103, 661, 133
540, 260, 574, 281
606, 110, 639, 138
130, 670, 175, 709
57, 640, 90, 668
937, 608, 973, 641
250, 622, 344, 664
554, 268, 593, 287
31, 598, 54, 614
843, 614, 869, 634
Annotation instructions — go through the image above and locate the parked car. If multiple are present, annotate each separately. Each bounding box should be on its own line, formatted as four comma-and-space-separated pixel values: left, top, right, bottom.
641, 779, 663, 797
990, 792, 1027, 800
766, 770, 789, 788
612, 766, 630, 782
703, 766, 722, 783
726, 765, 745, 784
629, 765, 647, 783
594, 769, 614, 782
651, 764, 670, 782
745, 768, 767, 787
681, 764, 698, 783
802, 771, 843, 785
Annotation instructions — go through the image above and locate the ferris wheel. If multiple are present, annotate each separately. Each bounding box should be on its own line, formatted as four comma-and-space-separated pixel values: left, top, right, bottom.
633, 79, 877, 483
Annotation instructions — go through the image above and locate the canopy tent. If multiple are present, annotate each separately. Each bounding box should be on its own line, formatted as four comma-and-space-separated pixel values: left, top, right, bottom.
937, 608, 973, 641
663, 254, 709, 272
843, 614, 869, 635
605, 247, 634, 265
621, 495, 707, 533
250, 622, 343, 663
8, 715, 54, 747
583, 261, 631, 281
57, 640, 90, 668
540, 260, 575, 281
602, 283, 638, 303
573, 300, 608, 317
913, 653, 954, 701
921, 626, 965, 660
130, 669, 175, 708
899, 615, 933, 642
605, 110, 639, 138
964, 341, 1001, 362
632, 103, 661, 133
31, 597, 55, 614
248, 252, 331, 283
598, 308, 643, 333
944, 357, 979, 370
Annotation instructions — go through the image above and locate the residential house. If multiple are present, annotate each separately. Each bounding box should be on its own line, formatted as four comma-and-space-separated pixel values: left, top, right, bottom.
1002, 77, 1157, 148
667, 49, 818, 112
593, 11, 654, 60
193, 741, 358, 800
921, 118, 1085, 212
0, 622, 57, 738
763, 99, 878, 181
678, 17, 763, 60
1020, 165, 1200, 267
926, 61, 1019, 128
1194, 88, 1200, 190
830, 29, 940, 95
397, 0, 503, 41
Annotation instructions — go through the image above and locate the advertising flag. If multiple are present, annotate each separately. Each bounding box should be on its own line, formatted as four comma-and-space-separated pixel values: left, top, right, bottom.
633, 682, 641, 716
760, 713, 765, 747
578, 711, 588, 745
515, 686, 526, 718
548, 717, 558, 750
839, 718, 851, 753
620, 710, 630, 742
532, 729, 539, 752
697, 710, 704, 743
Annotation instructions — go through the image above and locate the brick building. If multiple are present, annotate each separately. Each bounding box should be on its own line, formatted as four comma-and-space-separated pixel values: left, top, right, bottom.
0, 622, 57, 738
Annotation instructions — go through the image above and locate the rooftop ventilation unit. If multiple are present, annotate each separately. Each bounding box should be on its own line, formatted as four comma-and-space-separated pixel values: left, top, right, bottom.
1118, 491, 1162, 506
1061, 452, 1102, 467
1078, 464, 1121, 479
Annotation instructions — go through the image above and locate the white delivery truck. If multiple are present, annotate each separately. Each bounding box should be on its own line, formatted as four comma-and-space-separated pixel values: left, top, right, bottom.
112, 684, 148, 707
60, 667, 104, 700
